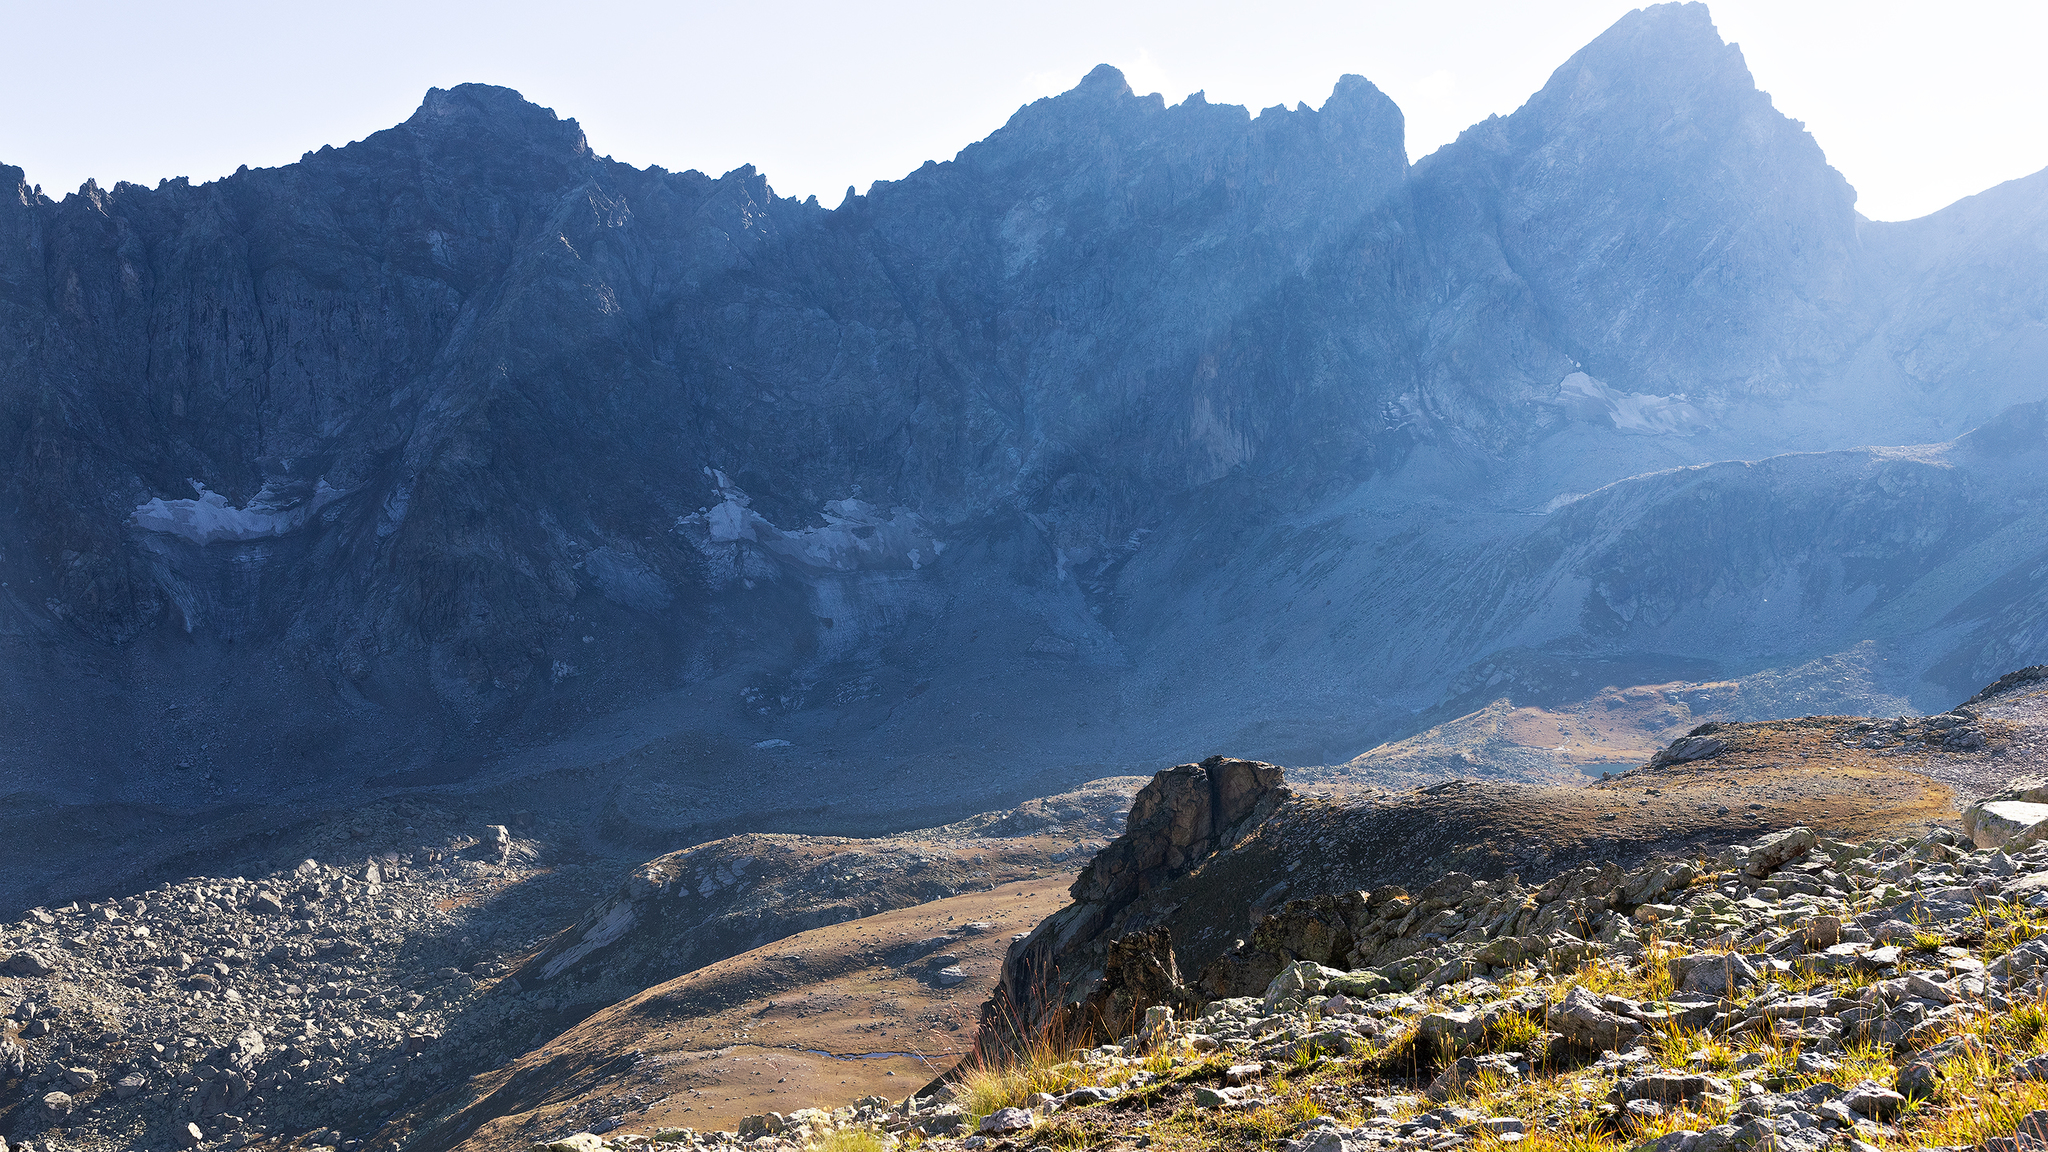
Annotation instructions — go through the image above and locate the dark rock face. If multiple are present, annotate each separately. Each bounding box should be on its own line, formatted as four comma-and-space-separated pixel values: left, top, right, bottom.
1072, 757, 1289, 914
981, 758, 1287, 1048
3, 3, 2048, 907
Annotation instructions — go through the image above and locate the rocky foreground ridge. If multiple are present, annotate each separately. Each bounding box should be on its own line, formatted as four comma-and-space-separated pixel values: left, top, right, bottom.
477, 672, 2048, 1151
6, 672, 2048, 1152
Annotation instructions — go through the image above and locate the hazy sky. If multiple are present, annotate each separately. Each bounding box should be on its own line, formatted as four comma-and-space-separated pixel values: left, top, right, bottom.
4, 1, 2043, 222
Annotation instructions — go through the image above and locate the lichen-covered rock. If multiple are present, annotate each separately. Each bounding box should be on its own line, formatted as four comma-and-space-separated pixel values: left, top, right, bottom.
1552, 985, 1647, 1051
1668, 951, 1759, 997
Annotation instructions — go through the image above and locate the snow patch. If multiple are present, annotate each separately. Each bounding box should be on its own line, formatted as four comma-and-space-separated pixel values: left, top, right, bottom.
1557, 371, 1707, 436
678, 468, 942, 574
132, 478, 343, 545
752, 739, 792, 749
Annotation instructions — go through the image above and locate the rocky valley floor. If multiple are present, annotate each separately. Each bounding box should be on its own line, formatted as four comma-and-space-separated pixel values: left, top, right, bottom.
0, 781, 1140, 1152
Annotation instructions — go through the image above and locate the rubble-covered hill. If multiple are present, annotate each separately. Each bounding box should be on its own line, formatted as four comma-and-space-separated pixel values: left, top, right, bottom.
7, 2, 2048, 918
0, 778, 1139, 1152
505, 776, 1140, 1022
378, 876, 1078, 1152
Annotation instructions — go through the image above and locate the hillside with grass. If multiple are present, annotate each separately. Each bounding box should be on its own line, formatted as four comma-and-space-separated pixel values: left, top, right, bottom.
493, 670, 2048, 1151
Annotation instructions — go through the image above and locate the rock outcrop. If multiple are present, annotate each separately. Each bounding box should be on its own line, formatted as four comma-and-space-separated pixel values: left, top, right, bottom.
975, 665, 2048, 1052
980, 758, 1288, 1049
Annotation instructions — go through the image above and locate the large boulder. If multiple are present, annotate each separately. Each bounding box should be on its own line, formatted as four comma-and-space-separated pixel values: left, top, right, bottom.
1741, 827, 1815, 878
1262, 960, 1390, 1013
1964, 792, 2048, 850
1668, 951, 1759, 997
1552, 985, 1646, 1051
1089, 926, 1196, 1029
1609, 1072, 1735, 1107
1899, 1035, 1986, 1100
1654, 733, 1729, 764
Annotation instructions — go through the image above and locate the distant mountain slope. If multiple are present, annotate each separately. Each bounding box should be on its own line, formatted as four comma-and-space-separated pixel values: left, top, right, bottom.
1, 2, 2045, 905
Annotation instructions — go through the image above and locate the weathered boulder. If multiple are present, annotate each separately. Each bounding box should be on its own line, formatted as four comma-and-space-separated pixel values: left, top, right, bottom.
1669, 951, 1759, 997
1427, 1054, 1522, 1102
1840, 1081, 1903, 1121
1552, 985, 1646, 1051
1655, 734, 1729, 763
981, 758, 1289, 1053
1965, 798, 2048, 851
1899, 1035, 1986, 1099
1090, 926, 1196, 1030
1609, 1072, 1734, 1107
1741, 827, 1816, 877
1071, 758, 1289, 914
1264, 960, 1391, 1012
1617, 861, 1696, 907
5, 951, 55, 977
979, 1107, 1035, 1134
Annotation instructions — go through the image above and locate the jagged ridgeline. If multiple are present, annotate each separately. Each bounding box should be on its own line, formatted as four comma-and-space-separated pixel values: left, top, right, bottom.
4, 0, 2048, 914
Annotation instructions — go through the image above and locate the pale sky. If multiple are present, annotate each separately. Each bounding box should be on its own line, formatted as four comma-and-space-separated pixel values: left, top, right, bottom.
3, 1, 2043, 222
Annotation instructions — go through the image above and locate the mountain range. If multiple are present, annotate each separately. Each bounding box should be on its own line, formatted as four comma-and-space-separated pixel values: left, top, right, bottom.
3, 1, 2045, 908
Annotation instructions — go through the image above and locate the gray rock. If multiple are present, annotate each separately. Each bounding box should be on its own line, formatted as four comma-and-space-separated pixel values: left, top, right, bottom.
1611, 1072, 1735, 1108
1899, 1035, 1986, 1099
1743, 828, 1817, 877
1687, 1125, 1747, 1152
1840, 1081, 1903, 1120
1656, 736, 1728, 764
1553, 985, 1646, 1051
1803, 916, 1842, 948
1061, 1085, 1120, 1105
978, 1106, 1034, 1133
1428, 1055, 1522, 1102
1669, 951, 1758, 996
40, 1090, 73, 1115
1984, 1109, 2048, 1152
1193, 1085, 1257, 1108
6, 950, 55, 976
1965, 801, 2048, 851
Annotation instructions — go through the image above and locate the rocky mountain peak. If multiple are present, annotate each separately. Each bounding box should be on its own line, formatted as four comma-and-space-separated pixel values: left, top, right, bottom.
1072, 62, 1134, 100
402, 82, 592, 164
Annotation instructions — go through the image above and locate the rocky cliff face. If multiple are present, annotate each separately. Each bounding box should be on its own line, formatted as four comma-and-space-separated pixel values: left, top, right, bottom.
3, 2, 2047, 907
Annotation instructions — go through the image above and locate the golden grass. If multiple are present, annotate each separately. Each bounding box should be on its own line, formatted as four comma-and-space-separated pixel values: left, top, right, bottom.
806, 1129, 891, 1152
1482, 1116, 1625, 1152
951, 1035, 1081, 1124
896, 853, 2048, 1152
1985, 907, 2048, 960
1893, 1072, 2048, 1148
